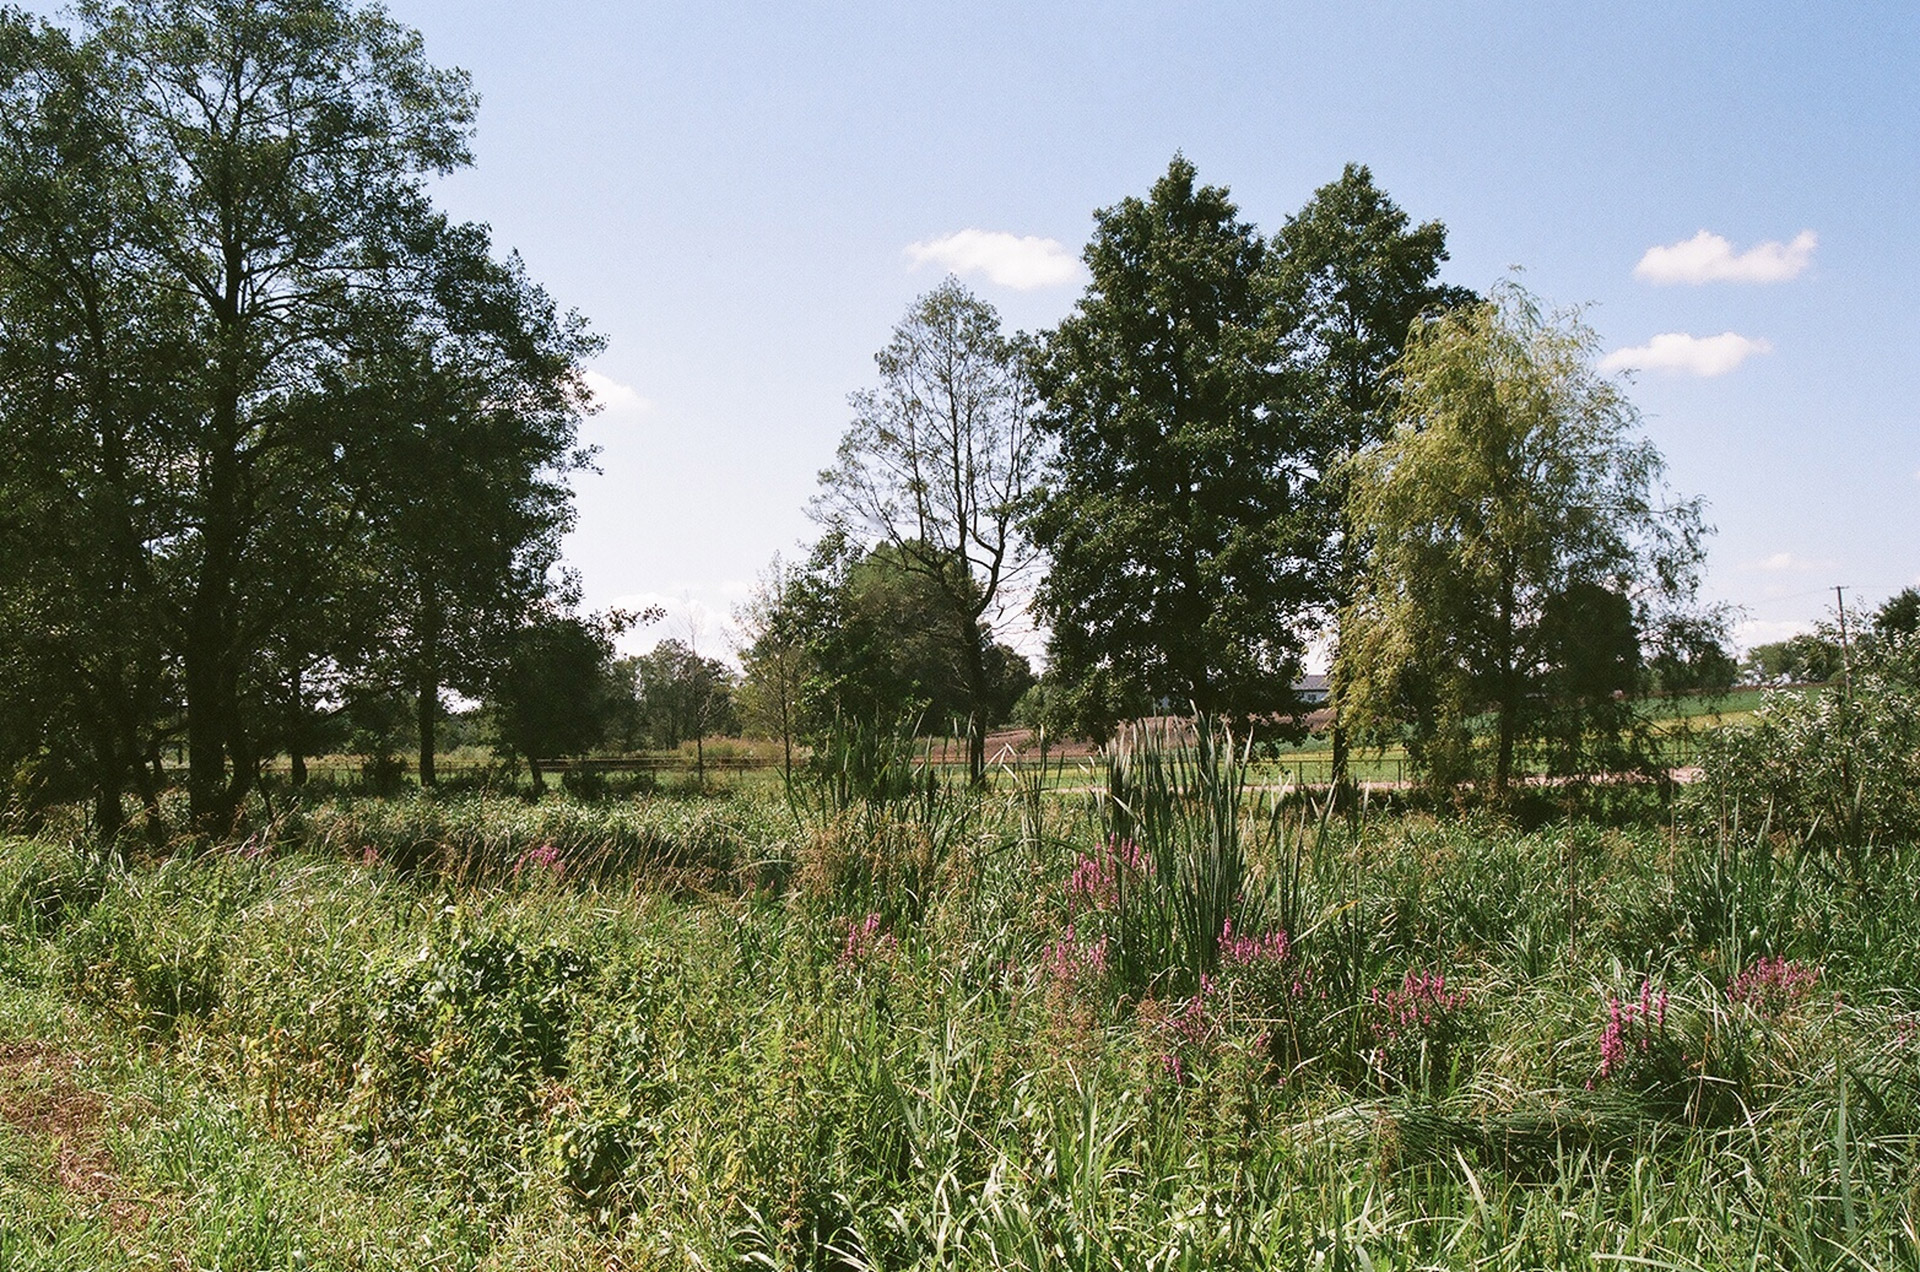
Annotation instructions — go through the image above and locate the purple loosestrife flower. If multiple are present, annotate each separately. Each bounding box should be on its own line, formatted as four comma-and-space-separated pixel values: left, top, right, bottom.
1219, 918, 1290, 968
1727, 956, 1820, 1017
1157, 974, 1222, 1084
1041, 924, 1109, 986
1066, 836, 1150, 913
1369, 970, 1468, 1043
1593, 978, 1669, 1086
513, 842, 564, 880
839, 913, 899, 967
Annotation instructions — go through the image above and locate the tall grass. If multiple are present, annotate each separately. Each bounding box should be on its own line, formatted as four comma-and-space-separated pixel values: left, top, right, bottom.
2, 778, 1918, 1268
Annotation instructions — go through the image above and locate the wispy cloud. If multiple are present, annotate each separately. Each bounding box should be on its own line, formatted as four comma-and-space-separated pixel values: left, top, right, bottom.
1754, 552, 1827, 573
1600, 331, 1772, 377
608, 590, 749, 663
906, 229, 1081, 290
1634, 229, 1817, 285
585, 369, 654, 417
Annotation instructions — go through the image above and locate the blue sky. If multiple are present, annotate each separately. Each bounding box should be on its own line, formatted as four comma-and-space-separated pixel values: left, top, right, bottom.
179, 3, 1920, 654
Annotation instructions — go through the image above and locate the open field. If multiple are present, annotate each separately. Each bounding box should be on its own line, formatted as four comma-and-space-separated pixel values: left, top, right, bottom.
250, 685, 1802, 798
1, 766, 1917, 1270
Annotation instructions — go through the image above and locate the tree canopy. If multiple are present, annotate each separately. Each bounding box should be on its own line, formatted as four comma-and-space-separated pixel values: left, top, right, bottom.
1338, 281, 1709, 793
1025, 156, 1318, 739
0, 1, 597, 835
1271, 163, 1475, 783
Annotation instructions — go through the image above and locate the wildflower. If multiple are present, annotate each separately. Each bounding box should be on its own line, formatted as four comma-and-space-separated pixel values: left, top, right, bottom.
839, 913, 898, 967
1369, 969, 1468, 1044
1041, 923, 1109, 986
1066, 836, 1150, 913
1727, 956, 1819, 1017
1596, 978, 1668, 1083
1219, 918, 1290, 968
513, 842, 564, 880
1156, 974, 1221, 1085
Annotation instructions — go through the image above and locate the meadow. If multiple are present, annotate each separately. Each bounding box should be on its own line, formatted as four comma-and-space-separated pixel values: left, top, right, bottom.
1, 735, 1916, 1271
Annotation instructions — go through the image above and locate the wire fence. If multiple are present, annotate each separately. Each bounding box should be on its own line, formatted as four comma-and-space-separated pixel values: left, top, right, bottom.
253, 727, 1708, 792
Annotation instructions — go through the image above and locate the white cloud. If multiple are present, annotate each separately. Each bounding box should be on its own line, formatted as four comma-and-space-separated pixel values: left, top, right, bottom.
1633, 229, 1817, 285
905, 229, 1081, 290
1750, 552, 1836, 576
1600, 331, 1772, 377
584, 369, 654, 417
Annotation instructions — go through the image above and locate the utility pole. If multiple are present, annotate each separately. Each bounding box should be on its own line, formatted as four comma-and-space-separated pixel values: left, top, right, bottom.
1835, 585, 1853, 697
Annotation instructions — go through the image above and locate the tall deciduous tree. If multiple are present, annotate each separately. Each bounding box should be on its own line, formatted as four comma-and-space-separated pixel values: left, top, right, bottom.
1338, 282, 1708, 794
1271, 164, 1474, 785
0, 1, 596, 834
1026, 156, 1317, 738
814, 279, 1042, 782
0, 13, 186, 840
82, 0, 479, 830
333, 220, 600, 786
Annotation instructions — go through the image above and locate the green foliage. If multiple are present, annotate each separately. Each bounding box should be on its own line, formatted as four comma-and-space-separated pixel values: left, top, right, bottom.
0, 838, 107, 940
786, 714, 976, 923
621, 639, 739, 750
1094, 719, 1271, 993
1872, 586, 1920, 641
348, 928, 595, 1208
1687, 665, 1920, 854
487, 608, 631, 790
1742, 633, 1844, 685
744, 534, 1031, 750
1340, 281, 1710, 793
1027, 156, 1318, 738
61, 855, 259, 1038
1272, 164, 1475, 782
0, 1, 595, 835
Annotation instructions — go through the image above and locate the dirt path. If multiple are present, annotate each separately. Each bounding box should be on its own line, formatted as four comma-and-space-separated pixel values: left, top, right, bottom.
0, 1038, 150, 1234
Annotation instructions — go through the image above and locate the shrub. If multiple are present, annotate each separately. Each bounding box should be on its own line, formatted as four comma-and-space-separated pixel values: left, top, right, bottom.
345, 928, 595, 1208
1687, 672, 1920, 854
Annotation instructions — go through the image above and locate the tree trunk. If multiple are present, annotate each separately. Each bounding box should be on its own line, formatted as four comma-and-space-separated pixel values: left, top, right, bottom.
963, 621, 990, 786
418, 667, 438, 788
287, 666, 307, 787
779, 674, 793, 782
1494, 575, 1517, 796
417, 577, 440, 787
188, 277, 247, 835
90, 732, 125, 846
185, 450, 240, 834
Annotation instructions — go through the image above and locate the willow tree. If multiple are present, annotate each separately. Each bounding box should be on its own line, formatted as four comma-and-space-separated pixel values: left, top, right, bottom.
1338, 282, 1707, 794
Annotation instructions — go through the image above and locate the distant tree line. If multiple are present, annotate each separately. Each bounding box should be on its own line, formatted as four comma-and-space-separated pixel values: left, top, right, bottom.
747, 158, 1735, 795
1, 2, 1753, 830
1740, 589, 1920, 687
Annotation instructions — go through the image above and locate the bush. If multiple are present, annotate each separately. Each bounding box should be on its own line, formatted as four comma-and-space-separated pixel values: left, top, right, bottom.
1686, 673, 1920, 853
